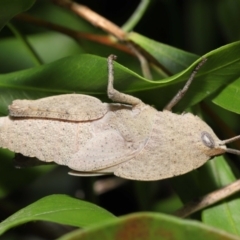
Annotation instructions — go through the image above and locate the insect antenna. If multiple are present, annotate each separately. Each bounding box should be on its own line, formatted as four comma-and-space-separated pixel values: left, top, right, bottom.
220, 135, 240, 155
221, 135, 240, 145
225, 148, 240, 155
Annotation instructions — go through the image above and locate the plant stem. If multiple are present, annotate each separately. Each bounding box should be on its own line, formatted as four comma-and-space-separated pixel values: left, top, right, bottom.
122, 0, 151, 32
7, 22, 42, 66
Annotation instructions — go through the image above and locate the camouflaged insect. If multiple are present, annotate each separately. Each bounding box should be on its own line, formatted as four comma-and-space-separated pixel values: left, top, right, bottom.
0, 55, 239, 181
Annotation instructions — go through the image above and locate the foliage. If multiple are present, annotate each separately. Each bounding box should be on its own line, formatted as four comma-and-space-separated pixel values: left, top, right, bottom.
0, 0, 240, 239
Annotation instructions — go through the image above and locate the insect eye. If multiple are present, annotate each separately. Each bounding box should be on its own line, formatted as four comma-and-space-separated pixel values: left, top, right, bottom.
201, 131, 215, 148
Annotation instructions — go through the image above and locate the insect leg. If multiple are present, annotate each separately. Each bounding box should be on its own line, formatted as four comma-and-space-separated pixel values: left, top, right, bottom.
107, 55, 143, 107
164, 58, 207, 111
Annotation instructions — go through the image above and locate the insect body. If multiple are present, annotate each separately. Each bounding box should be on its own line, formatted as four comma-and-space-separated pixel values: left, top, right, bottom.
0, 55, 239, 180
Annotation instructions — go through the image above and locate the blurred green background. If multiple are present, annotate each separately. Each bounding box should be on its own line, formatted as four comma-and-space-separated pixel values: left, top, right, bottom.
0, 0, 240, 239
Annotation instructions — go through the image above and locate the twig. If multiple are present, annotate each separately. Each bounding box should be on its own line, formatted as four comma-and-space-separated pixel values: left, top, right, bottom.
127, 42, 152, 79
15, 14, 132, 55
94, 177, 126, 195
51, 0, 126, 40
51, 0, 153, 79
7, 22, 42, 66
174, 179, 240, 218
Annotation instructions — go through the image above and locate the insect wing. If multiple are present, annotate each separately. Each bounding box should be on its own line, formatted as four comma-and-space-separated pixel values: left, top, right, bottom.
66, 113, 146, 172
9, 94, 109, 121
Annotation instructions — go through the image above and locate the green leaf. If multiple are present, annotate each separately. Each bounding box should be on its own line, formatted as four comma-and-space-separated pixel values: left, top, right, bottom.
0, 41, 240, 114
212, 76, 240, 114
171, 156, 240, 236
0, 194, 116, 236
170, 170, 202, 204
58, 212, 240, 240
28, 0, 103, 33
172, 156, 240, 236
128, 32, 199, 74
201, 156, 240, 236
0, 0, 35, 31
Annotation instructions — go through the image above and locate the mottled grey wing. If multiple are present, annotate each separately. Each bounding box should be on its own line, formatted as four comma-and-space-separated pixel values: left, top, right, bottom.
9, 94, 108, 121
